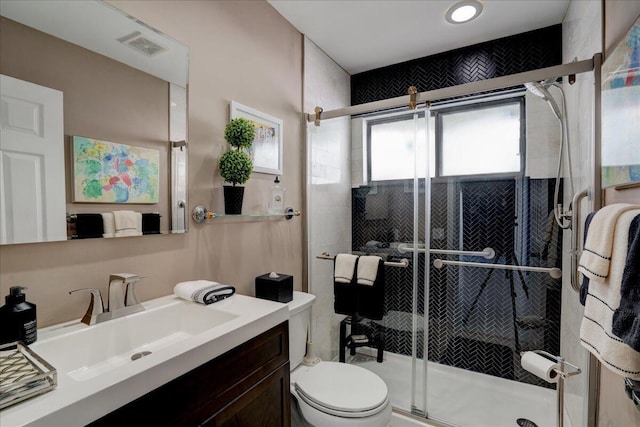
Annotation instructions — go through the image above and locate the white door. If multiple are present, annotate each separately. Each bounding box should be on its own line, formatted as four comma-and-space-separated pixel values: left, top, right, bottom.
0, 74, 66, 244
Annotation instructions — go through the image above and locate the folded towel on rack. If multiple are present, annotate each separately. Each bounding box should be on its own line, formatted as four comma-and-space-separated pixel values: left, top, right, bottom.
578, 203, 640, 281
102, 212, 115, 238
73, 213, 104, 239
174, 280, 236, 305
612, 214, 640, 351
580, 209, 640, 379
113, 210, 142, 237
334, 254, 358, 284
357, 255, 382, 286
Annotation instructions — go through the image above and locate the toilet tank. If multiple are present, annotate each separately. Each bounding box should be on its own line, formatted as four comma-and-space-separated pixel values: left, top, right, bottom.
287, 291, 316, 370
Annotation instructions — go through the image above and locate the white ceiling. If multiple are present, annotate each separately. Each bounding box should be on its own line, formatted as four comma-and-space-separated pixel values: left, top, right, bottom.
268, 0, 571, 75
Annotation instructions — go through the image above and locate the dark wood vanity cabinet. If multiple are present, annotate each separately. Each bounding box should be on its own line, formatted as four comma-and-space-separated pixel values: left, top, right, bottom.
89, 321, 290, 427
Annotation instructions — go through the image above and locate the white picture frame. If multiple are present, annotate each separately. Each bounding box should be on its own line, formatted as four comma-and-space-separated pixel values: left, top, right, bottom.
230, 101, 283, 175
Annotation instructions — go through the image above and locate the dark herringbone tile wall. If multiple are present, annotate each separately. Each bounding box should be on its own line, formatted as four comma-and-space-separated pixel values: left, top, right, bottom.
351, 25, 562, 105
351, 177, 562, 388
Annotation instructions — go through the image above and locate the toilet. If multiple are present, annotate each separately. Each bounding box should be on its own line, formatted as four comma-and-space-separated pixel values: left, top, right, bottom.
288, 291, 392, 427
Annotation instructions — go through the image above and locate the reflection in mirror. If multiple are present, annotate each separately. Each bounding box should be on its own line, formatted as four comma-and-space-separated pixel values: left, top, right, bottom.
0, 0, 188, 244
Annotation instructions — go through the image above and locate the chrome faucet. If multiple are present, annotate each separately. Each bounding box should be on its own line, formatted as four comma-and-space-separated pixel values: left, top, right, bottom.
70, 273, 145, 325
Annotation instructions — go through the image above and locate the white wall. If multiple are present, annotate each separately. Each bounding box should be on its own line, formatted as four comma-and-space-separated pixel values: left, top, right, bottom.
561, 1, 602, 426
304, 37, 351, 361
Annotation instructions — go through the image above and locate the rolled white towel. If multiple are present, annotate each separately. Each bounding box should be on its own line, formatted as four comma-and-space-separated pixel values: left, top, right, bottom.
334, 254, 358, 284
174, 280, 236, 305
357, 255, 382, 286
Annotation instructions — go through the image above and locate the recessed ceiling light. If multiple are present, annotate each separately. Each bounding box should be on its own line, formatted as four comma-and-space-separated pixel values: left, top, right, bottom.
445, 0, 483, 24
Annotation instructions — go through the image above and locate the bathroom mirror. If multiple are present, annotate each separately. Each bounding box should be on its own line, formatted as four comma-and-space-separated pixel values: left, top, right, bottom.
0, 0, 188, 244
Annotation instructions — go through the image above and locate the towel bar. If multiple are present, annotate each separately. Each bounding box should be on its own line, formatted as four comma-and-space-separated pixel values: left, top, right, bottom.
317, 253, 409, 268
433, 258, 562, 279
570, 189, 590, 291
397, 243, 495, 259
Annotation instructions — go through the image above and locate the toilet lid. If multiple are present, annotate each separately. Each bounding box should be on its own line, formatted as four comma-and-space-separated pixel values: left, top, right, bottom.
294, 362, 388, 415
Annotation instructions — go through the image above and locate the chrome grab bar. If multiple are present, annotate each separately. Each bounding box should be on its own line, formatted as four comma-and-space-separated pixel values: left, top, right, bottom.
316, 253, 409, 268
570, 189, 590, 292
397, 243, 495, 259
433, 258, 562, 279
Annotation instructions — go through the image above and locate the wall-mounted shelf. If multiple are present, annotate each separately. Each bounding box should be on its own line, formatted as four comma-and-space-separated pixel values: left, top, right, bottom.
191, 206, 300, 224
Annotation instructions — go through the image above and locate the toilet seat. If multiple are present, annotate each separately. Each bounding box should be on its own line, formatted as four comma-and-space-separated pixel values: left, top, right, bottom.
293, 362, 389, 418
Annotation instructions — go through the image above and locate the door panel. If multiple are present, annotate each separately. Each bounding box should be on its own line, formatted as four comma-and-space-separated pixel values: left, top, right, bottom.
0, 74, 66, 244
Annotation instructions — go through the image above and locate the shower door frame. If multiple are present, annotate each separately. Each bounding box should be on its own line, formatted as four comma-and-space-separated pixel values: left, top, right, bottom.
307, 54, 602, 427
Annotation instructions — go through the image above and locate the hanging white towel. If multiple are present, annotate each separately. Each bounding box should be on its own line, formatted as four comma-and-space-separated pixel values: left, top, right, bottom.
578, 203, 640, 281
357, 255, 382, 286
174, 280, 236, 305
580, 209, 640, 379
334, 254, 358, 284
102, 212, 115, 238
113, 210, 142, 237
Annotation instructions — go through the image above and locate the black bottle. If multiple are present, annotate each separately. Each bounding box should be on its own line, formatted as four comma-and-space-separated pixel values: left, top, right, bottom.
0, 286, 37, 345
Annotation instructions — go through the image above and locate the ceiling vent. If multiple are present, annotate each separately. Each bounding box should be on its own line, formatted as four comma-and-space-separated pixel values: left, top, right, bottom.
118, 31, 167, 57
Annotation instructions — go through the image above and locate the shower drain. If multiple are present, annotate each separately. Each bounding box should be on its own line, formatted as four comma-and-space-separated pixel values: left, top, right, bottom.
131, 351, 152, 361
516, 418, 538, 427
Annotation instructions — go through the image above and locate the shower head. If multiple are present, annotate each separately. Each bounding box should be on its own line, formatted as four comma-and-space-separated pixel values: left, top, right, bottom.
524, 81, 562, 120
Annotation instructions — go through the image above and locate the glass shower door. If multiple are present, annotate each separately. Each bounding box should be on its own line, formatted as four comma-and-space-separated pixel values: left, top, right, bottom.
421, 96, 560, 427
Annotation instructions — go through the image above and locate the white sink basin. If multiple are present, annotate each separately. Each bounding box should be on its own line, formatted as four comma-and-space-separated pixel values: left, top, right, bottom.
32, 298, 238, 381
2, 294, 288, 427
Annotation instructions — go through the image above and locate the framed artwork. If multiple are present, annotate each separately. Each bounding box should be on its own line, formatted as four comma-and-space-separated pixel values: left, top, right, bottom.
230, 101, 283, 175
72, 136, 160, 203
601, 16, 640, 188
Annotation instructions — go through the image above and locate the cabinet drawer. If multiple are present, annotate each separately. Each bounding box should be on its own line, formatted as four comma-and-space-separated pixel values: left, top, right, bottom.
89, 321, 289, 426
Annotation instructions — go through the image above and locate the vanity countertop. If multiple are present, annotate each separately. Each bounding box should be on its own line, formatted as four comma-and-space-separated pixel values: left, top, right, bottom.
0, 294, 288, 427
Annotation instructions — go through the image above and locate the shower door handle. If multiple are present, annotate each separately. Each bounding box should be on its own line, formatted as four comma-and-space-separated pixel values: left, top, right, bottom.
397, 243, 495, 259
570, 189, 589, 292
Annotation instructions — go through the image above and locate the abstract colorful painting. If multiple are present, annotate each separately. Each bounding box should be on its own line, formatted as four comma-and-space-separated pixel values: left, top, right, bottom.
72, 136, 159, 203
601, 16, 640, 188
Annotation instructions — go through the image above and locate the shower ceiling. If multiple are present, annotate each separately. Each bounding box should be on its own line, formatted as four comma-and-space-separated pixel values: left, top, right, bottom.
267, 0, 570, 74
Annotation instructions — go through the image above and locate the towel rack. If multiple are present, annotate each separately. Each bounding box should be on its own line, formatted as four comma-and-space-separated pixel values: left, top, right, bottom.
317, 253, 409, 268
433, 258, 562, 279
570, 189, 590, 291
397, 243, 495, 259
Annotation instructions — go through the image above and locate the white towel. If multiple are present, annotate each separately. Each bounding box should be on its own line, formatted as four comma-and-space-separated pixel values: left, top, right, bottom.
102, 212, 115, 238
113, 210, 142, 237
357, 255, 382, 286
174, 280, 236, 305
334, 254, 358, 284
580, 209, 640, 379
578, 203, 640, 280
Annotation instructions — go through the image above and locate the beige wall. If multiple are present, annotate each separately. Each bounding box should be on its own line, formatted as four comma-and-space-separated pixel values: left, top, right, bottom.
0, 1, 304, 327
604, 0, 640, 59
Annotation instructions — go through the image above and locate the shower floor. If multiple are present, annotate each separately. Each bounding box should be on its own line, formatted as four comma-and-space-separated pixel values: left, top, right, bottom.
348, 350, 555, 427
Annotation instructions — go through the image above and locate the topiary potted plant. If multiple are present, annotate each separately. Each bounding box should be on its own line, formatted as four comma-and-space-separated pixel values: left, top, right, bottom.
219, 117, 255, 214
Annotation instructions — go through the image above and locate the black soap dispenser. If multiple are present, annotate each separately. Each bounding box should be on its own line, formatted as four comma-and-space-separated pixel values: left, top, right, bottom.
0, 286, 37, 345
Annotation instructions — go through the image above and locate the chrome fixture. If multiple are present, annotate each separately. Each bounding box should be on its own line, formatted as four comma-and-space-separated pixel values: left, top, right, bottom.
445, 0, 483, 24
570, 189, 590, 291
316, 253, 409, 268
523, 350, 582, 427
69, 273, 145, 325
397, 243, 495, 259
525, 79, 575, 229
433, 258, 562, 279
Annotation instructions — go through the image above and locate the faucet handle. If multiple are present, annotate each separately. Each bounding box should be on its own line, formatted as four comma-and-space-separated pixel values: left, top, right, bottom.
125, 277, 145, 306
69, 288, 104, 325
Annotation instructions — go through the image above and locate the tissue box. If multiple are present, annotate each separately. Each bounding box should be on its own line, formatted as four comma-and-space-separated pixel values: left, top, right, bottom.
255, 273, 293, 303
